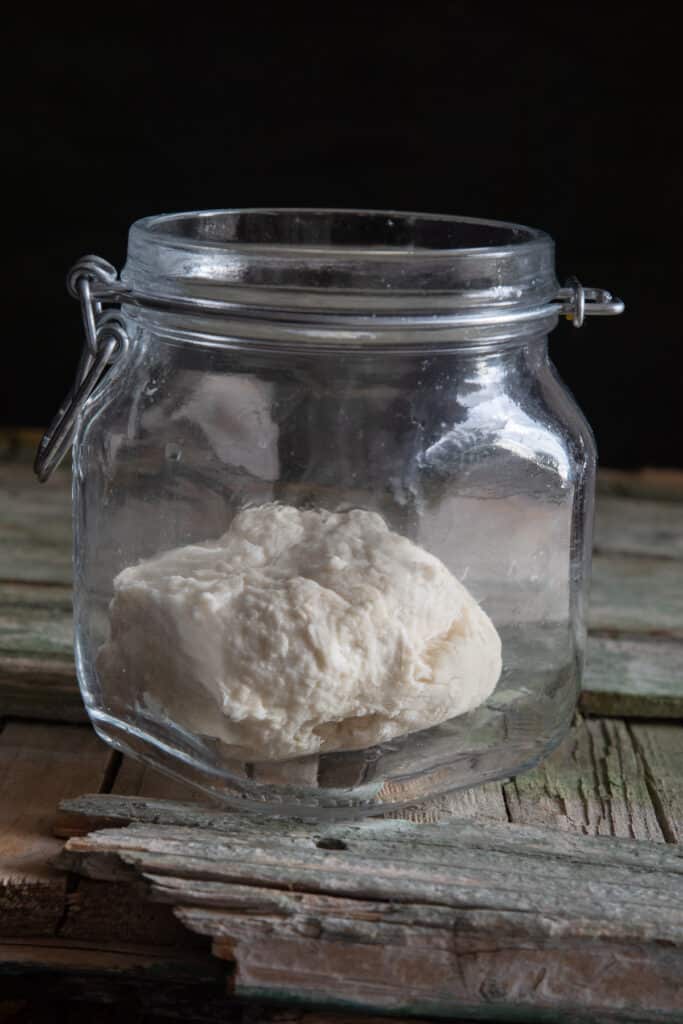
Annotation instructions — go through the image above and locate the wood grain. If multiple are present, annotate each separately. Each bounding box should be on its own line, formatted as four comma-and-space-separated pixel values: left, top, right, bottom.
594, 495, 683, 559
597, 467, 683, 502
0, 938, 221, 977
56, 790, 680, 869
55, 798, 683, 1021
0, 582, 83, 723
0, 584, 73, 662
629, 721, 683, 844
53, 709, 681, 842
0, 437, 77, 722
58, 878, 208, 949
0, 722, 111, 936
503, 716, 664, 842
590, 553, 683, 638
581, 633, 683, 717
388, 780, 509, 825
0, 463, 72, 585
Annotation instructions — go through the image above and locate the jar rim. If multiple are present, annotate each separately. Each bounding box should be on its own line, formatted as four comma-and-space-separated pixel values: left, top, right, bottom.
130, 207, 551, 258
121, 208, 559, 330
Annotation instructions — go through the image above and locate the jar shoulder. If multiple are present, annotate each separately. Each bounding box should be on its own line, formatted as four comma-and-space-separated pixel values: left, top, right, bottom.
74, 336, 596, 502
415, 353, 596, 492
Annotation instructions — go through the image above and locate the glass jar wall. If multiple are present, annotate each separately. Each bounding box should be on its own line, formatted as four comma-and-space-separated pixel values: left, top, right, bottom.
49, 210, 617, 818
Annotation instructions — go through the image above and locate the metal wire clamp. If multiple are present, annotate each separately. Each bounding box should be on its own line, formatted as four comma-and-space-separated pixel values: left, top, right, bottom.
557, 277, 624, 328
34, 257, 129, 482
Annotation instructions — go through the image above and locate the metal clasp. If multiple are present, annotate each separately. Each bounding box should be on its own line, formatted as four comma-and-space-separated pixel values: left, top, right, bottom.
557, 276, 625, 328
34, 256, 129, 482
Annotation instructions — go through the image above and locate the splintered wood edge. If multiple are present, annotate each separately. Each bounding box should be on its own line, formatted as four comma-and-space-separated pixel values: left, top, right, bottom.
55, 792, 683, 868
48, 801, 683, 1020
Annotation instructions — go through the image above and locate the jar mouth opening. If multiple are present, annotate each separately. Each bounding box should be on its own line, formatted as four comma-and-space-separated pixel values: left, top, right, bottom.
121, 208, 559, 330
132, 208, 550, 258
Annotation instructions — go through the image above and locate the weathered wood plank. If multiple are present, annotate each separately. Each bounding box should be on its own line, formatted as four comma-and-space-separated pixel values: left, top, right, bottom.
0, 583, 73, 660
581, 633, 683, 717
387, 781, 509, 825
503, 716, 664, 842
58, 878, 207, 949
205, 917, 681, 1023
589, 553, 683, 638
0, 945, 427, 1024
0, 722, 112, 937
594, 495, 683, 559
55, 801, 683, 1021
61, 827, 683, 918
201, 912, 681, 1023
629, 721, 683, 844
0, 464, 72, 585
0, 669, 85, 724
0, 436, 77, 720
597, 467, 683, 502
58, 792, 683, 875
0, 581, 82, 722
0, 937, 222, 977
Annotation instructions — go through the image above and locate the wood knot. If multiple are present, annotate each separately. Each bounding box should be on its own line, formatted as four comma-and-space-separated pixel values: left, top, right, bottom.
314, 837, 347, 851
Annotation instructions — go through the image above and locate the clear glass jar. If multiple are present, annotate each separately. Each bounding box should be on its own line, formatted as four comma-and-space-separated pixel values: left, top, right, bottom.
37, 209, 624, 819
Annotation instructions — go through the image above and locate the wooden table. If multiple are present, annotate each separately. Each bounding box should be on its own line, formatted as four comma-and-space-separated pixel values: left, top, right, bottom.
1, 430, 682, 1023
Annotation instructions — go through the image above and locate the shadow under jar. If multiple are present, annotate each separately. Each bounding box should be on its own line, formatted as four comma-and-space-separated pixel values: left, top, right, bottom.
36, 209, 624, 819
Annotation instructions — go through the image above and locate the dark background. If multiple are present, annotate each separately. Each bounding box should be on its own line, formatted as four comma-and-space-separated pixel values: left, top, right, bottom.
4, 8, 679, 467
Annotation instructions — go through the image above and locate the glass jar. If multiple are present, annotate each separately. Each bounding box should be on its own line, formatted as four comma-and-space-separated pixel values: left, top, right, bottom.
36, 209, 624, 819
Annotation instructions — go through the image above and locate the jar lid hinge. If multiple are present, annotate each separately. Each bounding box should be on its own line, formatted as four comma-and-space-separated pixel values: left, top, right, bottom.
34, 257, 129, 482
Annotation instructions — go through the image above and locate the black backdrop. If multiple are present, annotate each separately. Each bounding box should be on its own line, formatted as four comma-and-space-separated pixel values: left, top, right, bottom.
4, 8, 679, 467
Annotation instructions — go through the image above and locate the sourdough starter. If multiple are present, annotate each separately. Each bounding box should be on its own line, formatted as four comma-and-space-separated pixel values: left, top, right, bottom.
97, 505, 502, 761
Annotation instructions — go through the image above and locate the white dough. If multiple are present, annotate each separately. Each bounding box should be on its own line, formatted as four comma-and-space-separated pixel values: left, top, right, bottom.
97, 506, 502, 761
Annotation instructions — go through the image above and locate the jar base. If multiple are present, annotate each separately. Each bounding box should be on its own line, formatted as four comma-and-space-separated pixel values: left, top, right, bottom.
89, 708, 571, 822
